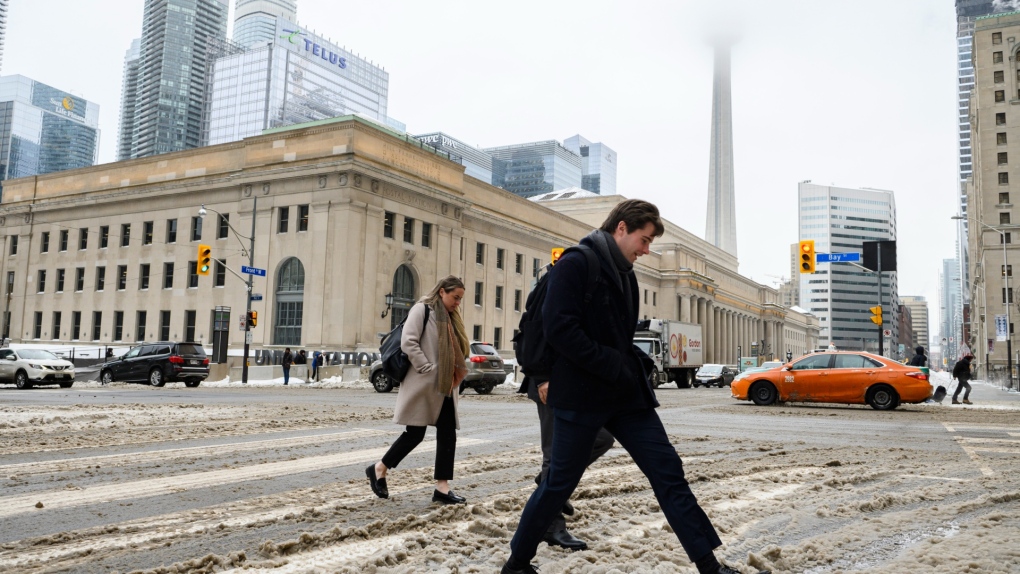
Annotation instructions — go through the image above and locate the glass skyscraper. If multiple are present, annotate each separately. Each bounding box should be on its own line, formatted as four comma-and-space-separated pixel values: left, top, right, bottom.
483, 140, 582, 199
118, 0, 229, 159
117, 39, 141, 162
0, 76, 99, 202
234, 0, 297, 48
563, 134, 617, 195
0, 0, 8, 74
798, 182, 898, 353
206, 17, 396, 145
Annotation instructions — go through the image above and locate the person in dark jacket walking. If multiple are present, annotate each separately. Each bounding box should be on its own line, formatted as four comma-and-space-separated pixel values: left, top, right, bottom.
501, 200, 769, 574
952, 354, 974, 404
282, 348, 293, 385
908, 346, 927, 367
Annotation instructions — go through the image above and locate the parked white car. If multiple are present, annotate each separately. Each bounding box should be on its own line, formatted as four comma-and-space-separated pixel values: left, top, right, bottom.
0, 348, 76, 389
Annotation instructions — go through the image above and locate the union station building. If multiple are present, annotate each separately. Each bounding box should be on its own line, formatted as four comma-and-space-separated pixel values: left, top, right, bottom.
0, 116, 819, 364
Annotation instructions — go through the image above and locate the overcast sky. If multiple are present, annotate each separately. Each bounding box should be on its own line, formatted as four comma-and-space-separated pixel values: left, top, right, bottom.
4, 0, 961, 340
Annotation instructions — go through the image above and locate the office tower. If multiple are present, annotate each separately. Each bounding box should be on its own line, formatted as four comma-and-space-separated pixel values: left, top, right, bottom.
117, 39, 141, 161
119, 0, 229, 159
0, 76, 99, 201
415, 132, 494, 183
705, 40, 738, 257
798, 182, 898, 353
563, 135, 617, 195
234, 0, 297, 48
206, 17, 395, 145
483, 141, 582, 199
901, 296, 930, 350
940, 259, 963, 364
0, 0, 8, 74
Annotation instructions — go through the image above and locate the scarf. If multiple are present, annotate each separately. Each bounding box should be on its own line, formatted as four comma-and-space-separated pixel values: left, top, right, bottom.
587, 229, 634, 317
429, 298, 470, 396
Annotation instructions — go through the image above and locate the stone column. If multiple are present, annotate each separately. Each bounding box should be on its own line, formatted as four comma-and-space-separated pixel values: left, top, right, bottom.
706, 302, 715, 363
681, 294, 691, 323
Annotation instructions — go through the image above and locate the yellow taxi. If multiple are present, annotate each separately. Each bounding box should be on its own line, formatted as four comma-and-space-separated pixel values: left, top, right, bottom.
730, 351, 932, 410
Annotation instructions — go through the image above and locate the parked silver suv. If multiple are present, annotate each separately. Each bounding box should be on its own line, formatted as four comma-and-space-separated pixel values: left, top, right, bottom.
370, 342, 507, 394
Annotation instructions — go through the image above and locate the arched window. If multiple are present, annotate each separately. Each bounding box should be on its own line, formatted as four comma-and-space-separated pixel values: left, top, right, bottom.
390, 265, 416, 329
273, 257, 304, 346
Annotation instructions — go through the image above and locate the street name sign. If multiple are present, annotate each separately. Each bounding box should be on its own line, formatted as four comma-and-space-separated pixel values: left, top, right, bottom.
816, 252, 861, 263
250, 294, 264, 301
242, 266, 266, 277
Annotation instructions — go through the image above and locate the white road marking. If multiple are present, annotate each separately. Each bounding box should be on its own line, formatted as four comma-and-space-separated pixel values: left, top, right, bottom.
898, 474, 970, 482
0, 438, 488, 519
954, 438, 996, 477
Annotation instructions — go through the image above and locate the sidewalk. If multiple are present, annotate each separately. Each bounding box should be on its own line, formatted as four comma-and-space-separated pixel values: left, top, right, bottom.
930, 370, 1020, 410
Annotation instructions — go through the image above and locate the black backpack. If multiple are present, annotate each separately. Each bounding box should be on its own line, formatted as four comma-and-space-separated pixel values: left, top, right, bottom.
512, 245, 600, 380
379, 305, 430, 382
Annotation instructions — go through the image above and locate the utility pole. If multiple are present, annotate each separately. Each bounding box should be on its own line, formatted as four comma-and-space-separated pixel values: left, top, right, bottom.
242, 195, 257, 385
877, 248, 883, 357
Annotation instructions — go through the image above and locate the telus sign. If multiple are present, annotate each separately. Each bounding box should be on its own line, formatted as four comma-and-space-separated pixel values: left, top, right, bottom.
281, 27, 348, 70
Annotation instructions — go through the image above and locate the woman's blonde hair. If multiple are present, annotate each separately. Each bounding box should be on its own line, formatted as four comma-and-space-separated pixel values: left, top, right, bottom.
423, 275, 470, 356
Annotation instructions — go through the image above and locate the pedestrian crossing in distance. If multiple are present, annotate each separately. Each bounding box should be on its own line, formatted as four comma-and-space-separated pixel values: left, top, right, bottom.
943, 422, 1020, 477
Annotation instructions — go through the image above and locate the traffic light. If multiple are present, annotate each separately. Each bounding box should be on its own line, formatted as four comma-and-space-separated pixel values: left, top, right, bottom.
551, 247, 565, 265
197, 244, 212, 276
799, 240, 816, 274
249, 311, 257, 327
870, 305, 883, 325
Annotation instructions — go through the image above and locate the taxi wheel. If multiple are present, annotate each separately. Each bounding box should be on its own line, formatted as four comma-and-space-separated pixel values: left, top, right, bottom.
867, 384, 899, 410
750, 381, 777, 405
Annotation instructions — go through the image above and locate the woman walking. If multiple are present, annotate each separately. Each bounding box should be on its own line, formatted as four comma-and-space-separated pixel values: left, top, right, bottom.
367, 276, 470, 504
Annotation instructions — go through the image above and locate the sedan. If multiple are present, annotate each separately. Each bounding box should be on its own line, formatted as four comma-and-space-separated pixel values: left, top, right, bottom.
694, 364, 736, 388
730, 351, 932, 410
370, 342, 506, 394
0, 348, 76, 389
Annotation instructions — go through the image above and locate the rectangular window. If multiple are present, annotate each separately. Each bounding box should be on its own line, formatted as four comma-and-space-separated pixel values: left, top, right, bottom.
278, 206, 289, 233
96, 266, 106, 291
496, 248, 505, 270
187, 216, 200, 241
533, 258, 540, 278
37, 270, 46, 293
160, 311, 171, 341
1001, 212, 1012, 225
996, 90, 1005, 102
1003, 232, 1013, 244
33, 312, 42, 339
472, 324, 482, 341
167, 219, 178, 243
999, 152, 1008, 165
100, 225, 109, 248
495, 285, 504, 309
79, 228, 88, 250
140, 263, 150, 290
92, 311, 102, 341
1003, 265, 1013, 277
185, 310, 197, 342
215, 261, 226, 287
114, 311, 124, 341
476, 242, 485, 264
40, 231, 49, 253
995, 70, 1005, 83
653, 292, 657, 306
121, 223, 131, 247
136, 311, 147, 342
994, 31, 1003, 44
75, 267, 84, 291
493, 327, 502, 351
72, 311, 81, 340
188, 261, 198, 288
1000, 172, 1009, 184
998, 112, 1007, 125
298, 205, 309, 231
143, 221, 153, 245
421, 222, 432, 247
8, 235, 16, 256
1001, 192, 1011, 204
994, 51, 1003, 64
56, 268, 65, 292
515, 289, 522, 312
475, 281, 483, 305
999, 132, 1009, 145
52, 312, 61, 340
403, 216, 414, 243
1005, 288, 1015, 304
384, 211, 395, 238
117, 265, 127, 290
516, 253, 523, 274
218, 214, 229, 239
59, 230, 68, 251
644, 289, 648, 304
459, 237, 464, 260
164, 262, 174, 289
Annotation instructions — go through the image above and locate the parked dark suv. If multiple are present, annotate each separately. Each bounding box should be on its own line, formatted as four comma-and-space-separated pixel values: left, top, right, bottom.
99, 342, 209, 387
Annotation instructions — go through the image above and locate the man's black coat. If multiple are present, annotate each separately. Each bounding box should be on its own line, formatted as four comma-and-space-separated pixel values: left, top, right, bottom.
541, 235, 657, 412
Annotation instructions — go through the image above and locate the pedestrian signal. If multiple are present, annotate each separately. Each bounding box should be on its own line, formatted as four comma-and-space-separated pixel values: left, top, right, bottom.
870, 305, 883, 325
551, 248, 565, 265
799, 240, 816, 274
197, 244, 212, 276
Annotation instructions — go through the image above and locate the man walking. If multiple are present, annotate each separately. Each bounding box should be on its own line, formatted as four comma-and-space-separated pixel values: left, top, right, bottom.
501, 200, 768, 574
282, 347, 293, 386
952, 354, 975, 405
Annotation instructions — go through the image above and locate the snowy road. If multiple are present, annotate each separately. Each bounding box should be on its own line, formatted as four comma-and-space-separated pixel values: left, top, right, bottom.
0, 374, 1018, 573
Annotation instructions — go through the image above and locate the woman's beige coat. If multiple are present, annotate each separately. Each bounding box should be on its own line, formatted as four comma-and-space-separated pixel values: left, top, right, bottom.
392, 302, 460, 429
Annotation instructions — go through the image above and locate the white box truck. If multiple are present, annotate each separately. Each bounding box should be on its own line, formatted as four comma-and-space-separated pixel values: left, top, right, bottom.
634, 319, 704, 388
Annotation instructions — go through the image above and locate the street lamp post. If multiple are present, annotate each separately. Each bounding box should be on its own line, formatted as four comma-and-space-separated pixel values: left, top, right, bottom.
199, 196, 258, 384
954, 215, 1013, 389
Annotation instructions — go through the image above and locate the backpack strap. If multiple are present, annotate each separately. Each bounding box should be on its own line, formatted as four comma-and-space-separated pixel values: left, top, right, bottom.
564, 244, 600, 304
422, 305, 430, 338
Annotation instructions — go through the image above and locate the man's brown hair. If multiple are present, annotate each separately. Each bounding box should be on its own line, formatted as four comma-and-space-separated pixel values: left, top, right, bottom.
599, 199, 665, 237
